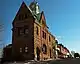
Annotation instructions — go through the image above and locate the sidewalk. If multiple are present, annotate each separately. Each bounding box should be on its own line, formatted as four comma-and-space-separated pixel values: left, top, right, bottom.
2, 59, 61, 64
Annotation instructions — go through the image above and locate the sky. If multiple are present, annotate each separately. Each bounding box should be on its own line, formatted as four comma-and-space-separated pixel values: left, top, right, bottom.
0, 0, 80, 53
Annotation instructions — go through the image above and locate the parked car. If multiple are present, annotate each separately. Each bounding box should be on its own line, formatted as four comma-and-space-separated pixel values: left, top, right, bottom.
74, 53, 80, 58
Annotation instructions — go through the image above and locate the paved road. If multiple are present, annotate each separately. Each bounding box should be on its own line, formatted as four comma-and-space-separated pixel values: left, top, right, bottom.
2, 58, 80, 64
49, 58, 80, 64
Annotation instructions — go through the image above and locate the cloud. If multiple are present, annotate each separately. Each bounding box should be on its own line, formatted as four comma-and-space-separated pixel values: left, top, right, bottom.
57, 36, 62, 39
56, 35, 64, 40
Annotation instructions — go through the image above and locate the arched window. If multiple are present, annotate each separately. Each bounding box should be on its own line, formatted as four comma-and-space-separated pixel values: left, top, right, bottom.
42, 44, 47, 54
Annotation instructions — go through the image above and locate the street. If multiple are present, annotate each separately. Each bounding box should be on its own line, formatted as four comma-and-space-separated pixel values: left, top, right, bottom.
49, 58, 80, 64
2, 58, 80, 64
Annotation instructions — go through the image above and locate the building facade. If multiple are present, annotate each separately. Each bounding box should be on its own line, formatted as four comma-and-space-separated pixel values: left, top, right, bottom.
3, 44, 12, 61
57, 44, 70, 58
12, 1, 55, 61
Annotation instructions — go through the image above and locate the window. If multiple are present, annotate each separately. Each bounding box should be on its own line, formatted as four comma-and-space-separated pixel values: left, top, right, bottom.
20, 48, 22, 52
42, 44, 47, 54
18, 28, 24, 36
24, 29, 28, 34
19, 28, 24, 35
42, 31, 46, 39
19, 14, 27, 20
18, 26, 29, 36
44, 32, 46, 39
24, 25, 28, 34
49, 36, 51, 42
36, 26, 39, 35
42, 31, 44, 38
42, 20, 45, 25
25, 47, 28, 52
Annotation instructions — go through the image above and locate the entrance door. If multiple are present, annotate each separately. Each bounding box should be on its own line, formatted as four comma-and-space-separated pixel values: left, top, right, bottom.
36, 47, 40, 60
50, 49, 52, 58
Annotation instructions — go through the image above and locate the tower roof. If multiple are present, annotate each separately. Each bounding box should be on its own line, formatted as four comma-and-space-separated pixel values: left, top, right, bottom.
29, 0, 40, 14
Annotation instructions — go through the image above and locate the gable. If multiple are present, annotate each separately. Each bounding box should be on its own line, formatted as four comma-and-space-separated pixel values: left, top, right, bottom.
40, 11, 48, 28
12, 2, 34, 24
42, 12, 46, 21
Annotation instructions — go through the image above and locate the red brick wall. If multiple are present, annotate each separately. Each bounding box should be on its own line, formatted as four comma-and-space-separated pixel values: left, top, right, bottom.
12, 3, 35, 60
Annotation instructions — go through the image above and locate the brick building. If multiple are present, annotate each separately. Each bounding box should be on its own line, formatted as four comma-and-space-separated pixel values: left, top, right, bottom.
12, 1, 55, 61
57, 44, 70, 58
3, 44, 12, 61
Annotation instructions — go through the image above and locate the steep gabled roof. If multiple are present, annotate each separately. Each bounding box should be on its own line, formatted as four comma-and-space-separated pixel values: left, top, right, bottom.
39, 11, 48, 28
12, 1, 49, 29
12, 1, 36, 23
13, 1, 43, 24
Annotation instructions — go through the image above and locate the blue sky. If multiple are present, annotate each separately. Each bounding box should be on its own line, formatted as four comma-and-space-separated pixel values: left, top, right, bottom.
0, 0, 80, 52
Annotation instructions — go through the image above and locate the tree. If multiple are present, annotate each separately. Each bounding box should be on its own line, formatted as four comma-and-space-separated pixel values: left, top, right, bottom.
71, 51, 75, 58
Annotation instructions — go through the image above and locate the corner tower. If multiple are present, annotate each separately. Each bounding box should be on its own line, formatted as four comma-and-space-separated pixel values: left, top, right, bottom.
12, 1, 35, 60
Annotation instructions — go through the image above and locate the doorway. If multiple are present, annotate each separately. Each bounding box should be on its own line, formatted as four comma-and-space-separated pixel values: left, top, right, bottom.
36, 47, 40, 60
50, 49, 52, 58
